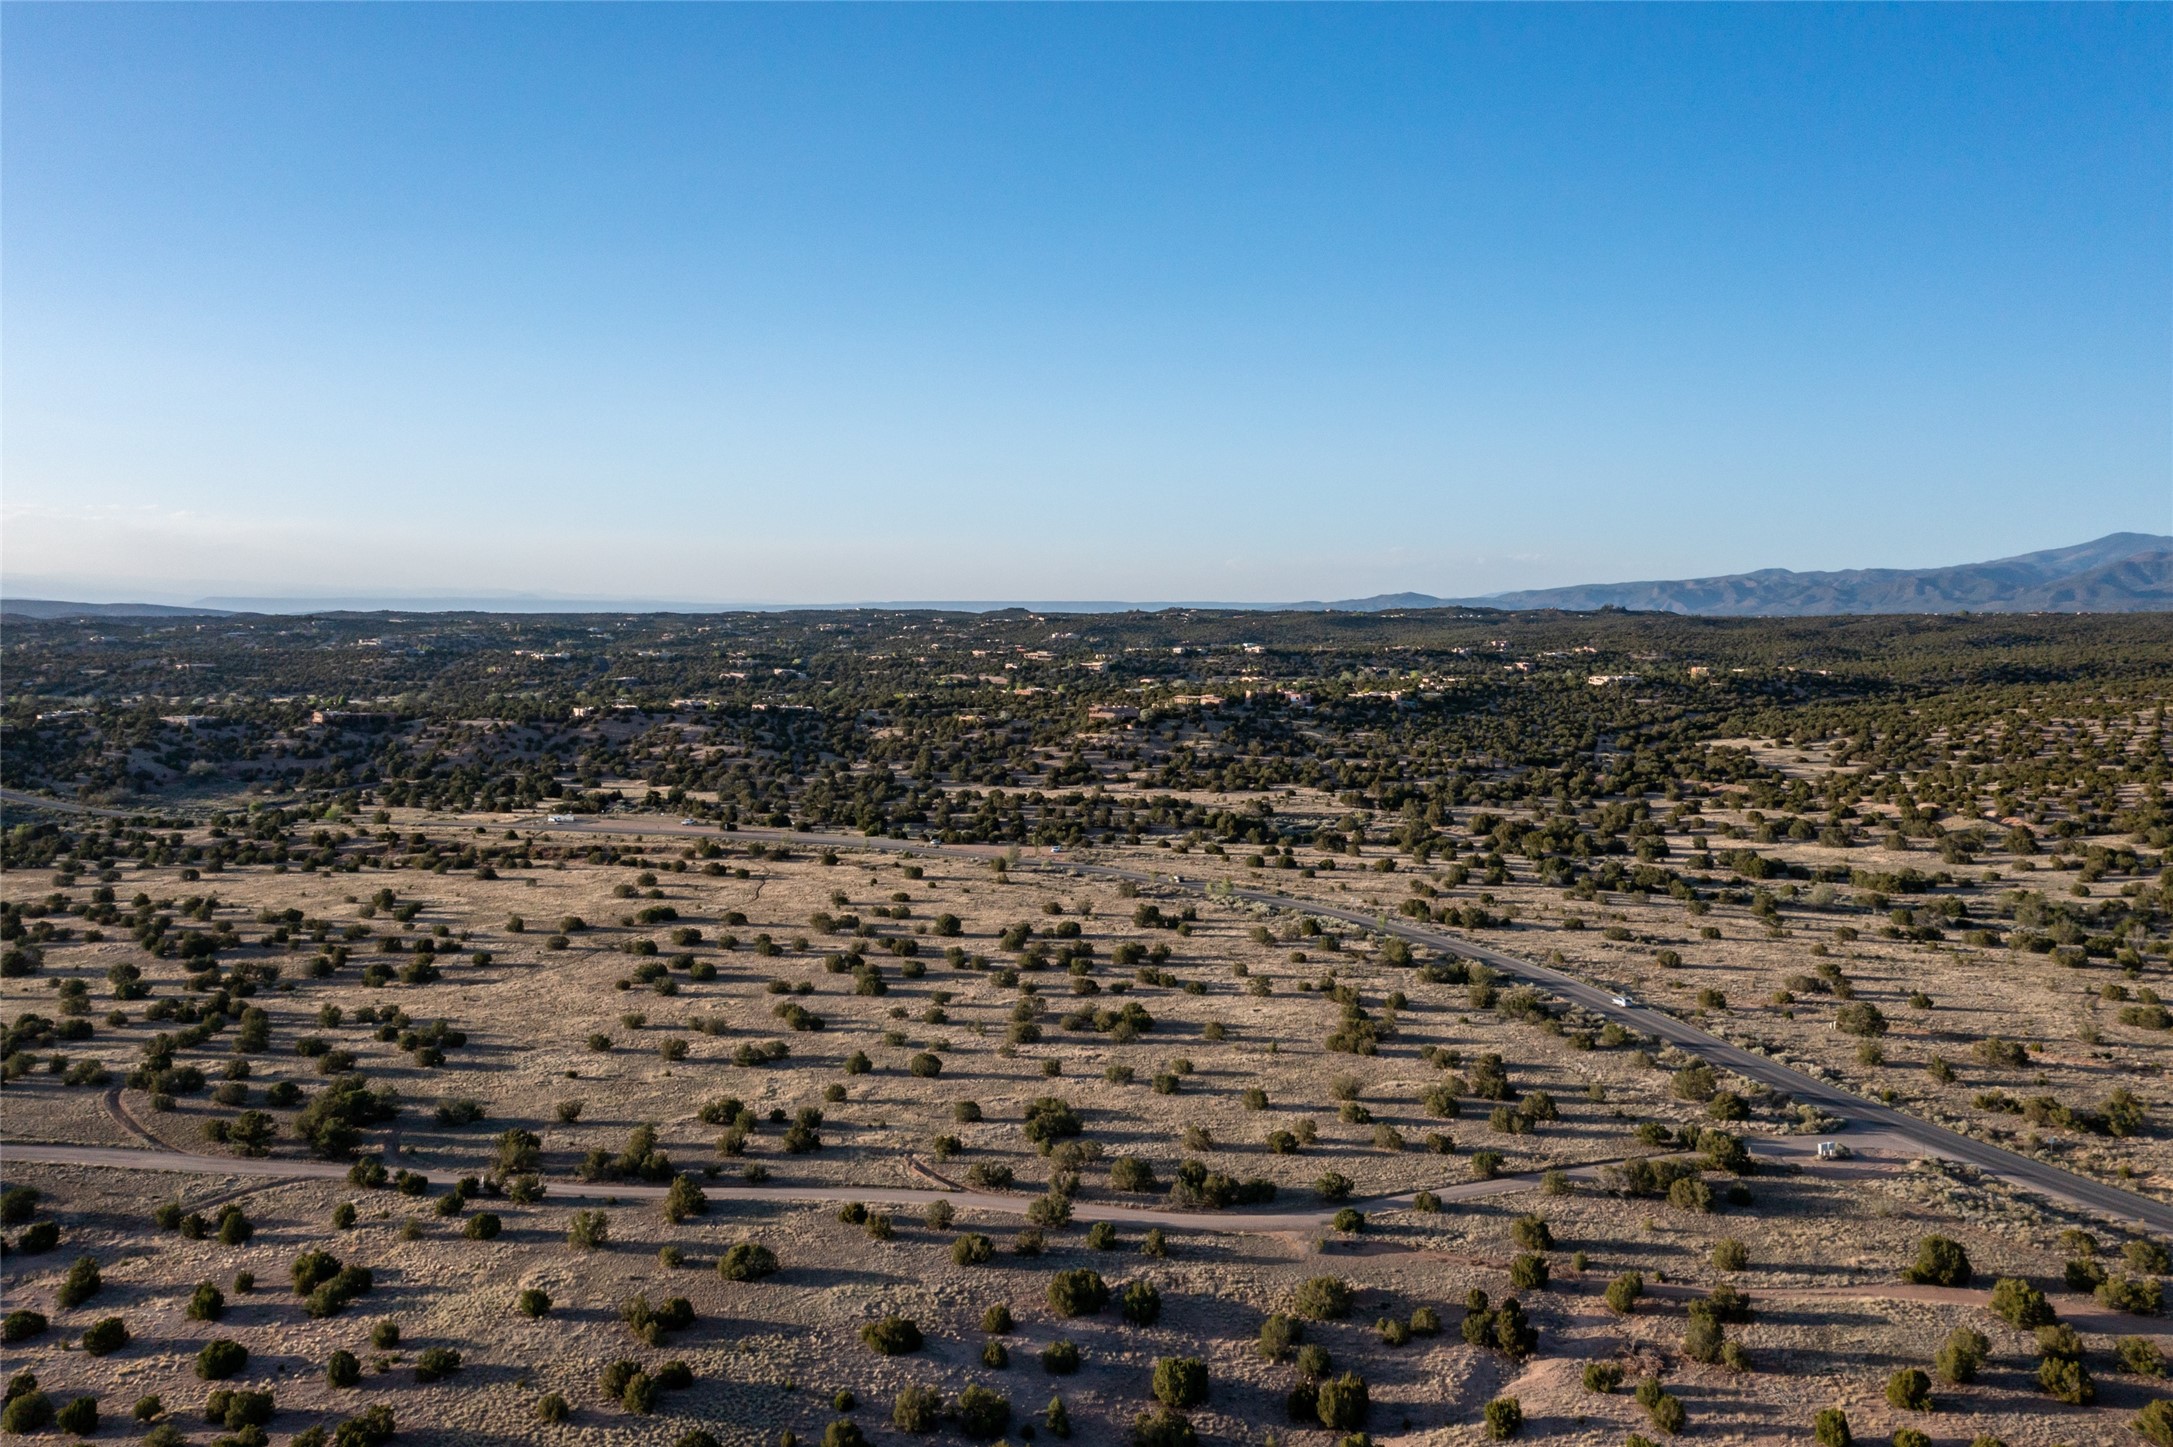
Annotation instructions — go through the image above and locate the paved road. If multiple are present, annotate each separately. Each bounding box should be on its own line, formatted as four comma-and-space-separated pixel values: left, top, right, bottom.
524, 815, 2173, 1236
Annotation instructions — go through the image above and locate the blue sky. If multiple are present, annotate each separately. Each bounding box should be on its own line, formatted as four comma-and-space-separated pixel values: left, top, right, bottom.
5, 4, 2168, 605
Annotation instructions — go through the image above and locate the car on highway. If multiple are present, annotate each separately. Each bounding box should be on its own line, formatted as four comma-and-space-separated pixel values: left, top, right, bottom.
681, 818, 701, 826
1610, 993, 1635, 1008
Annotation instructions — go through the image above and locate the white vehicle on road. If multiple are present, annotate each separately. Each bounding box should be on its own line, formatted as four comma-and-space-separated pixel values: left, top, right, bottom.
1611, 993, 1635, 1008
546, 814, 579, 824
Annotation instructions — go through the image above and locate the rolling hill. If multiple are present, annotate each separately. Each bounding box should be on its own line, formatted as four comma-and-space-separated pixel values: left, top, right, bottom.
1329, 532, 2173, 615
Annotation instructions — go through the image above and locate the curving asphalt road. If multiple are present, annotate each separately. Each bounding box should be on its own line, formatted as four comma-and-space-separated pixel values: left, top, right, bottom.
0, 1138, 1639, 1234
526, 815, 2173, 1236
0, 786, 133, 818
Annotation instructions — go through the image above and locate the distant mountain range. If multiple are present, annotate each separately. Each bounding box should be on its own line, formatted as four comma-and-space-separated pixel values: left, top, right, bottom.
1324, 532, 2173, 616
7, 532, 2169, 618
1, 598, 237, 619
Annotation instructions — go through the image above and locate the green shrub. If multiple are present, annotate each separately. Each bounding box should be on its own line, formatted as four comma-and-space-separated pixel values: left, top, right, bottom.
1483, 1395, 1523, 1440
293, 1248, 344, 1295
2119, 1335, 2169, 1378
329, 1403, 396, 1447
1047, 1269, 1109, 1317
1293, 1276, 1353, 1320
81, 1316, 130, 1355
195, 1339, 248, 1380
601, 1360, 643, 1398
1314, 1372, 1368, 1431
663, 1174, 707, 1223
955, 1383, 1010, 1439
1128, 1406, 1198, 1447
517, 1288, 552, 1318
2135, 1399, 2173, 1447
0, 1311, 46, 1344
206, 1387, 275, 1429
1040, 1339, 1081, 1374
1936, 1327, 1989, 1384
1902, 1236, 1973, 1288
1110, 1156, 1157, 1192
567, 1208, 609, 1250
1886, 1368, 1931, 1412
1990, 1277, 2055, 1328
327, 1349, 362, 1388
890, 1383, 942, 1431
55, 1255, 102, 1309
619, 1369, 659, 1414
2036, 1354, 2093, 1405
415, 1347, 462, 1383
1510, 1214, 1552, 1251
188, 1281, 226, 1321
620, 1292, 696, 1346
861, 1315, 923, 1355
1583, 1361, 1623, 1393
1122, 1279, 1162, 1326
1606, 1271, 1644, 1315
1684, 1311, 1724, 1365
1151, 1357, 1207, 1409
0, 1390, 53, 1435
53, 1396, 96, 1436
1645, 1389, 1687, 1435
303, 1265, 375, 1319
2098, 1275, 2165, 1315
12, 1221, 60, 1255
718, 1241, 779, 1281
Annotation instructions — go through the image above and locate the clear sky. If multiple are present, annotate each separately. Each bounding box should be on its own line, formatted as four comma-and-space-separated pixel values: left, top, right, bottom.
5, 4, 2168, 606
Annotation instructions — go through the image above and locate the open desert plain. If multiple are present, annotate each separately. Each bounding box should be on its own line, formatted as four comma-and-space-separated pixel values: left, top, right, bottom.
3, 608, 2172, 1447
